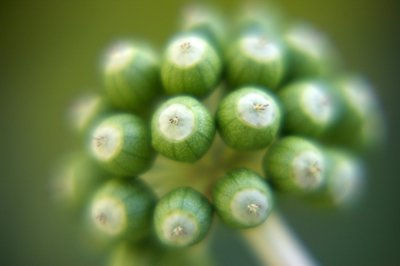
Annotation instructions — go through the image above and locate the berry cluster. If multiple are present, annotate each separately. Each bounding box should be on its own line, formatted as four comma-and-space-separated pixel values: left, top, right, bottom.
53, 3, 385, 266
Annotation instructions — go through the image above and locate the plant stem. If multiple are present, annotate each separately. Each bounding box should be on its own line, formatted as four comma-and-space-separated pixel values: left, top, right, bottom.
242, 212, 318, 266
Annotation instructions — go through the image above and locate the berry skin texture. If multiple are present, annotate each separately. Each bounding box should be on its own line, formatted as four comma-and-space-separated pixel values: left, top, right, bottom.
312, 149, 365, 207
161, 34, 222, 97
279, 79, 340, 138
284, 22, 341, 78
216, 87, 281, 151
103, 41, 160, 111
226, 31, 287, 90
328, 75, 386, 151
151, 96, 215, 162
262, 136, 327, 194
88, 113, 154, 176
88, 179, 156, 243
153, 187, 213, 248
180, 4, 227, 54
213, 168, 274, 229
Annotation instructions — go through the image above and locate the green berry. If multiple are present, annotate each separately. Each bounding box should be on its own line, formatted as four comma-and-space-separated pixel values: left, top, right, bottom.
67, 93, 110, 136
151, 96, 215, 162
284, 22, 341, 78
216, 87, 281, 150
161, 34, 222, 97
102, 40, 160, 111
51, 152, 108, 210
279, 79, 341, 137
226, 31, 287, 90
262, 136, 328, 194
88, 179, 156, 242
88, 113, 154, 176
180, 4, 227, 53
213, 168, 274, 229
315, 149, 365, 207
153, 187, 213, 248
329, 75, 386, 151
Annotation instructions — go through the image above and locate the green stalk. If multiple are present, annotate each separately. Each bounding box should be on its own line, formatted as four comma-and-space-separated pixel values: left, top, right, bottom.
242, 212, 317, 266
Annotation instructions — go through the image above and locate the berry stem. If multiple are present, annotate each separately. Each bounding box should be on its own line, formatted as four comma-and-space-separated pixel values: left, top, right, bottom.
242, 212, 317, 266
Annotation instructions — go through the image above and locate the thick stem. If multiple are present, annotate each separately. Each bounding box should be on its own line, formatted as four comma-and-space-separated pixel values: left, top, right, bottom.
242, 212, 318, 266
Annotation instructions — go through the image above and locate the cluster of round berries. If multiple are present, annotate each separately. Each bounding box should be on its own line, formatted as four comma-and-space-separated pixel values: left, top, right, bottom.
53, 3, 385, 266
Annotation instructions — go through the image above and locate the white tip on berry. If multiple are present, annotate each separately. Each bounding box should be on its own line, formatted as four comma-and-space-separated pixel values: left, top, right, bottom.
238, 92, 277, 128
158, 103, 195, 141
293, 150, 325, 190
91, 197, 127, 236
167, 36, 207, 67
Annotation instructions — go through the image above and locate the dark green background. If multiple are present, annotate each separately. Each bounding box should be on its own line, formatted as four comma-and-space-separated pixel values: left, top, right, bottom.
1, 0, 399, 265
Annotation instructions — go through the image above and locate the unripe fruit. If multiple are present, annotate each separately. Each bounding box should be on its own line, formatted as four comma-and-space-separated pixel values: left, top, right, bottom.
226, 31, 287, 90
216, 87, 281, 150
88, 113, 154, 176
151, 96, 215, 162
88, 179, 156, 242
213, 168, 274, 228
103, 41, 160, 111
263, 136, 328, 194
279, 79, 341, 138
161, 34, 222, 97
153, 187, 213, 248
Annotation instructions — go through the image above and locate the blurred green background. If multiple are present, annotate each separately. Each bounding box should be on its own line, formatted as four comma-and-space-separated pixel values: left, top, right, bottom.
1, 0, 399, 265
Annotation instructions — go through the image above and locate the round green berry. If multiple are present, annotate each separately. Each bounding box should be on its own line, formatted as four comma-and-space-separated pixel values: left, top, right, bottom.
67, 93, 110, 136
88, 113, 154, 176
88, 179, 156, 242
216, 87, 281, 150
213, 168, 274, 229
180, 4, 227, 53
226, 31, 287, 90
329, 75, 386, 151
51, 152, 108, 210
151, 96, 215, 162
279, 79, 341, 137
315, 149, 365, 207
161, 34, 222, 97
102, 41, 160, 111
284, 22, 341, 78
153, 187, 213, 248
262, 136, 328, 194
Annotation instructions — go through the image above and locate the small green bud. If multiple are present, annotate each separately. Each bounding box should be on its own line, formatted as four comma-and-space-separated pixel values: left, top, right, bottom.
284, 22, 341, 78
262, 136, 328, 194
279, 79, 341, 137
102, 41, 160, 111
216, 87, 281, 150
51, 152, 108, 210
180, 4, 227, 53
153, 187, 213, 248
212, 168, 274, 229
67, 93, 110, 136
329, 75, 386, 151
88, 113, 154, 176
314, 149, 365, 207
151, 96, 215, 162
88, 179, 156, 242
161, 34, 222, 97
226, 31, 287, 90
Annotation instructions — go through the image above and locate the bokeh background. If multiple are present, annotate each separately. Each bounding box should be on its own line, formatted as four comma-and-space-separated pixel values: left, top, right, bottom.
1, 0, 399, 265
